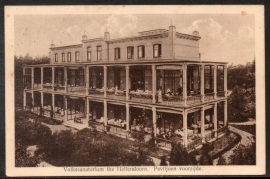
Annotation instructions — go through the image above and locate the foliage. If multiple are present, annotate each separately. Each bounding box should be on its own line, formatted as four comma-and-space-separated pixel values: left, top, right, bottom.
15, 142, 40, 167
198, 143, 213, 165
38, 128, 154, 166
169, 138, 197, 165
160, 156, 167, 166
228, 142, 256, 165
217, 156, 227, 165
15, 55, 50, 107
227, 60, 255, 122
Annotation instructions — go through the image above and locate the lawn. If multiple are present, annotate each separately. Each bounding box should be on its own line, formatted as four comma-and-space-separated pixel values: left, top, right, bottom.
230, 124, 256, 135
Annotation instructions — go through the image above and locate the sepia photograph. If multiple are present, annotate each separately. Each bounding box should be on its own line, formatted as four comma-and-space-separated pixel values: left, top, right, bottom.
5, 5, 265, 176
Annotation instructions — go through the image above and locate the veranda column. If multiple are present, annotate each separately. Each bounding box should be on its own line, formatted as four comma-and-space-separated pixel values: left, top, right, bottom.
152, 64, 156, 103
31, 67, 34, 89
103, 100, 108, 127
224, 100, 228, 127
86, 97, 89, 120
52, 67, 55, 88
200, 65, 205, 102
41, 92, 44, 108
23, 90, 26, 110
104, 66, 107, 98
152, 106, 157, 144
64, 67, 67, 93
125, 65, 130, 100
214, 103, 217, 138
41, 67, 43, 90
31, 92, 34, 111
183, 109, 188, 146
85, 66, 89, 95
224, 65, 228, 97
52, 93, 55, 112
183, 64, 187, 106
201, 107, 205, 143
64, 96, 68, 121
126, 103, 130, 131
213, 65, 217, 99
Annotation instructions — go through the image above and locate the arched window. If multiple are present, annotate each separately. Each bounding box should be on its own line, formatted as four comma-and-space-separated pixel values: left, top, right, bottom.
62, 53, 65, 62
55, 53, 58, 62
138, 45, 145, 58
87, 47, 91, 61
97, 46, 102, 60
127, 46, 134, 59
114, 48, 121, 60
75, 51, 80, 61
153, 44, 161, 58
67, 52, 71, 62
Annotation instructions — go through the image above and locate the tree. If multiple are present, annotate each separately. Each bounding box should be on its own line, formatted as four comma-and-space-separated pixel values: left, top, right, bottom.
228, 143, 256, 165
15, 141, 40, 167
217, 156, 227, 165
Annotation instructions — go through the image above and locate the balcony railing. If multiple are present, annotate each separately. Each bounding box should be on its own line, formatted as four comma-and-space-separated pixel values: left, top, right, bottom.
205, 131, 215, 142
204, 93, 215, 101
67, 86, 86, 94
24, 84, 32, 89
88, 88, 104, 96
106, 90, 126, 100
187, 136, 202, 152
54, 85, 65, 92
43, 83, 53, 91
187, 95, 202, 104
33, 84, 42, 89
129, 91, 153, 103
217, 91, 225, 98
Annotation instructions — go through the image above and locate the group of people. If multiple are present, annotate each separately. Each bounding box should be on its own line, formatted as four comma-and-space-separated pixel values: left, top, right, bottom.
157, 127, 175, 139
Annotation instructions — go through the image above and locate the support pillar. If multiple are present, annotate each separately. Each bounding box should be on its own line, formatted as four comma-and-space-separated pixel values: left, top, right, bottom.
85, 66, 89, 95
64, 67, 67, 93
31, 92, 34, 111
126, 103, 130, 131
104, 66, 107, 98
152, 106, 157, 144
41, 67, 43, 90
125, 66, 130, 100
152, 65, 156, 103
23, 90, 26, 110
64, 96, 68, 121
214, 65, 217, 99
41, 92, 44, 108
183, 109, 188, 146
104, 100, 107, 127
52, 67, 55, 89
224, 100, 227, 127
214, 103, 217, 137
31, 67, 34, 89
183, 64, 187, 106
201, 107, 205, 143
86, 97, 89, 120
200, 65, 205, 102
52, 93, 55, 112
224, 65, 228, 97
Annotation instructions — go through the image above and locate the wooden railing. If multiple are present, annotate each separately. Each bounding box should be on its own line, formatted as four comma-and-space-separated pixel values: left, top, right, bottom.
205, 131, 215, 142
204, 93, 215, 101
54, 85, 65, 92
187, 137, 202, 152
217, 91, 225, 98
186, 95, 202, 104
67, 86, 86, 94
156, 137, 172, 149
33, 84, 42, 89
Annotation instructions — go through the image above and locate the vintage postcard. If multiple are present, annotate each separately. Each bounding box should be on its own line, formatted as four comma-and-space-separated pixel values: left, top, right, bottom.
5, 5, 265, 176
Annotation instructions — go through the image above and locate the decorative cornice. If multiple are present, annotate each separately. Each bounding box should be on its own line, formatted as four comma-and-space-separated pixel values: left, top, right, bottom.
50, 44, 82, 51
108, 33, 168, 44
82, 38, 104, 43
175, 32, 201, 41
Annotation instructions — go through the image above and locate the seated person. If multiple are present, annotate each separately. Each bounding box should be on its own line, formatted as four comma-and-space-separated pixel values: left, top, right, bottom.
108, 86, 115, 92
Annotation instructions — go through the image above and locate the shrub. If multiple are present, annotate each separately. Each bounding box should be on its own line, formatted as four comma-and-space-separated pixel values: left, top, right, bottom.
228, 143, 256, 165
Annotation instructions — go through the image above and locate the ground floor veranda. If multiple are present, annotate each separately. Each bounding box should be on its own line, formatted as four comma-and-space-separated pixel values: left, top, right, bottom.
24, 90, 228, 152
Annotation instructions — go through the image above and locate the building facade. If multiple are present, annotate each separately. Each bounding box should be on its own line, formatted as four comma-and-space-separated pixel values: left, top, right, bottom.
23, 25, 228, 151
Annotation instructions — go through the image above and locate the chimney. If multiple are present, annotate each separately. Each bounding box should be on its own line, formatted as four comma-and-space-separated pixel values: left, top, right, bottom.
104, 30, 110, 41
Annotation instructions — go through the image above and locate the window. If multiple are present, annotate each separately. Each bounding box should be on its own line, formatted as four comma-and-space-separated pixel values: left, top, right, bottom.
114, 48, 121, 60
204, 65, 214, 93
138, 45, 145, 58
55, 53, 58, 62
97, 46, 102, 60
153, 44, 161, 58
75, 51, 80, 61
127, 46, 134, 59
62, 53, 65, 62
87, 47, 91, 61
217, 66, 224, 91
67, 52, 71, 62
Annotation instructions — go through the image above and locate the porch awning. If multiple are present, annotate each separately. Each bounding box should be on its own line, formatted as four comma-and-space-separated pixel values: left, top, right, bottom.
156, 65, 182, 70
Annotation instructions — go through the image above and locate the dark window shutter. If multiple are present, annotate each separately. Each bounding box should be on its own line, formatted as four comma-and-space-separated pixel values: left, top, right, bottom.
142, 46, 145, 57
159, 44, 162, 57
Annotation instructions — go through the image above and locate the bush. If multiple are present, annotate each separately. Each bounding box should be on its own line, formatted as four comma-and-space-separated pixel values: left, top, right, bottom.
217, 156, 227, 165
228, 143, 256, 165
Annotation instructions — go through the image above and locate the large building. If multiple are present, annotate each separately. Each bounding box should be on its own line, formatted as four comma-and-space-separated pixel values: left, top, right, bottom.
23, 25, 228, 151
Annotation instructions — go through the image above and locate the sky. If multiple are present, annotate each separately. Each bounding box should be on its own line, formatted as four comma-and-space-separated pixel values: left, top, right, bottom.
14, 14, 255, 65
